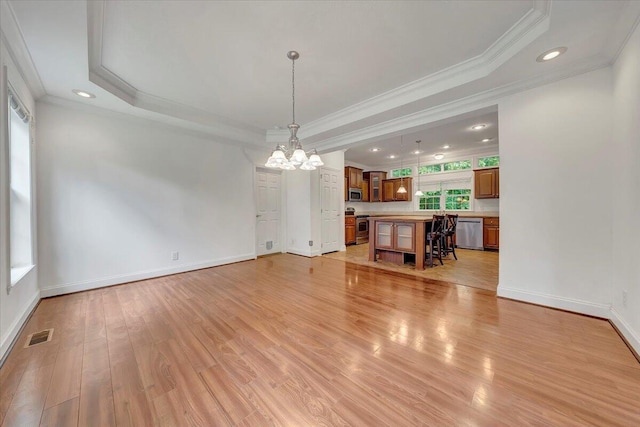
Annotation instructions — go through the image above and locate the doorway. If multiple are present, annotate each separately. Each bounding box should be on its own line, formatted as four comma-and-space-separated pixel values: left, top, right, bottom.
255, 169, 281, 256
320, 167, 341, 254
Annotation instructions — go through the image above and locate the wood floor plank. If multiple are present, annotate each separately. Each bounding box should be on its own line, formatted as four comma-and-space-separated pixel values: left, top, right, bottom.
1, 253, 639, 425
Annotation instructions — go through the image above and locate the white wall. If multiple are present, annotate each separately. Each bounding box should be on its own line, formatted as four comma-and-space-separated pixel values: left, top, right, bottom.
611, 22, 640, 351
36, 101, 256, 297
0, 39, 40, 361
498, 67, 614, 318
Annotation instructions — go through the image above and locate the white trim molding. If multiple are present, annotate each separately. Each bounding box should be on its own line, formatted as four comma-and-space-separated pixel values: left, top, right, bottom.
610, 308, 640, 357
39, 254, 256, 298
497, 285, 612, 319
0, 289, 39, 362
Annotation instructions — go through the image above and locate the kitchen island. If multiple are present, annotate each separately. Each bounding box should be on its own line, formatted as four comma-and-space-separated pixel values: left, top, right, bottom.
368, 216, 432, 270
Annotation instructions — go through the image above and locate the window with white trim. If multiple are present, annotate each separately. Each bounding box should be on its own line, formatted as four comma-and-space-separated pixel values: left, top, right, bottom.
477, 155, 500, 168
8, 89, 34, 286
417, 180, 472, 211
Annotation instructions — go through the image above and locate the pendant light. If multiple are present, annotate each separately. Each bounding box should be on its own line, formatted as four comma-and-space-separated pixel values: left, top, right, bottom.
397, 136, 407, 194
265, 51, 323, 170
415, 140, 424, 197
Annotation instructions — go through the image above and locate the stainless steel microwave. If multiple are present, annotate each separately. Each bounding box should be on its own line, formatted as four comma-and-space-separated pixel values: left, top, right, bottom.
349, 188, 363, 201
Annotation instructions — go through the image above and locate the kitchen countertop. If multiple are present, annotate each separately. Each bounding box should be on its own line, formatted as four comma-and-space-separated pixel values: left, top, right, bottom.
362, 212, 499, 218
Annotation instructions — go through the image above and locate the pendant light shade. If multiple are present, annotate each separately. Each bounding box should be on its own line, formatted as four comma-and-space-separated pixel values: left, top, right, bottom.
265, 51, 322, 170
397, 135, 406, 194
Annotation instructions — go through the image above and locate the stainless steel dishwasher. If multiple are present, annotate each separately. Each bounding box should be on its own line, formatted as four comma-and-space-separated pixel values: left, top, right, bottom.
456, 217, 484, 250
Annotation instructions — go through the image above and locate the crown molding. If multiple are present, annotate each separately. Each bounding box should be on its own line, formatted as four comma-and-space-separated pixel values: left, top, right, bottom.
313, 54, 611, 154
607, 2, 640, 66
86, 0, 265, 146
299, 1, 551, 140
0, 0, 46, 99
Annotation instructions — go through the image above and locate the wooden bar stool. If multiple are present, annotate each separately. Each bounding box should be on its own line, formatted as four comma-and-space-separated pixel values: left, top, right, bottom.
442, 214, 459, 260
426, 215, 445, 267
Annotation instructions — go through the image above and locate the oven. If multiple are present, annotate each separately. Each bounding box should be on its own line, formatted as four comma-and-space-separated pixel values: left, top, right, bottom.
356, 215, 369, 244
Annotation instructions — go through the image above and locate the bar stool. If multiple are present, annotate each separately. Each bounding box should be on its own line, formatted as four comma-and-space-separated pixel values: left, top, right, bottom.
442, 214, 459, 260
426, 215, 445, 267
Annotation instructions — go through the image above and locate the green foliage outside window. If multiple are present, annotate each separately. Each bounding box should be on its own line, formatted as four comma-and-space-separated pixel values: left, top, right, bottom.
477, 156, 500, 168
443, 160, 472, 171
418, 191, 441, 210
418, 164, 442, 174
391, 167, 412, 177
445, 189, 471, 210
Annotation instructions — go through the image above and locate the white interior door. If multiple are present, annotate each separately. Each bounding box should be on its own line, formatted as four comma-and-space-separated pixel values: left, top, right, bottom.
256, 170, 281, 256
321, 168, 341, 254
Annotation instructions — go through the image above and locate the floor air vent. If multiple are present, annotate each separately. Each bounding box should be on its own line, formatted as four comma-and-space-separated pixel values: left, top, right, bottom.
24, 329, 53, 348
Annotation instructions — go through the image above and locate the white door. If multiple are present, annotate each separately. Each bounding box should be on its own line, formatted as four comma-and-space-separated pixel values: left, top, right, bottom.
256, 170, 281, 256
321, 168, 341, 253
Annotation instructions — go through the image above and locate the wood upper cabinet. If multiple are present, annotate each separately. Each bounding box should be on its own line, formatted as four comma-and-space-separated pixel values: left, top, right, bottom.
345, 216, 356, 245
344, 177, 348, 201
474, 168, 499, 199
345, 166, 363, 189
375, 221, 416, 252
361, 180, 370, 202
382, 178, 412, 202
483, 217, 499, 249
363, 171, 387, 202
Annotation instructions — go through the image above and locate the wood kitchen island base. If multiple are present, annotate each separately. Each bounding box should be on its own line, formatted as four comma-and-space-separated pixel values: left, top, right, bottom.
368, 216, 431, 270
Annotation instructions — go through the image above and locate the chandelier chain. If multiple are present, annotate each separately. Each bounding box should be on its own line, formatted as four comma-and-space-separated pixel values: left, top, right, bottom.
291, 56, 295, 124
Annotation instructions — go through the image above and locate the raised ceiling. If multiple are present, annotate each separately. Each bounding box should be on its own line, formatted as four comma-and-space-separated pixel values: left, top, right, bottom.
5, 0, 640, 157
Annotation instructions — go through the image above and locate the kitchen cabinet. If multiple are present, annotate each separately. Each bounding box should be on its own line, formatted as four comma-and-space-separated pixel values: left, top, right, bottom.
363, 171, 387, 202
474, 168, 499, 198
361, 180, 370, 202
483, 217, 499, 250
382, 178, 412, 202
345, 166, 363, 190
345, 216, 356, 245
368, 216, 429, 270
344, 177, 348, 201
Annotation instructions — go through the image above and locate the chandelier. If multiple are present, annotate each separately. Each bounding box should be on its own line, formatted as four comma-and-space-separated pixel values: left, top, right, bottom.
265, 51, 323, 170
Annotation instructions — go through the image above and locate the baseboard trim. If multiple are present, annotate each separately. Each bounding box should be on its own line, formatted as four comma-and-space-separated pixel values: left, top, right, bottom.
39, 253, 256, 298
497, 286, 611, 318
0, 290, 40, 364
609, 308, 640, 361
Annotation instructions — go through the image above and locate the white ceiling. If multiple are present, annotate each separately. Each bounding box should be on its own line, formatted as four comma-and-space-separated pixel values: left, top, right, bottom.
5, 0, 640, 162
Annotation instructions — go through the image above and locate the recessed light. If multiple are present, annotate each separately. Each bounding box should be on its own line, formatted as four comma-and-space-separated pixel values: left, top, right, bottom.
370, 148, 380, 152
72, 89, 96, 98
434, 153, 445, 160
413, 150, 422, 155
471, 124, 486, 131
481, 138, 492, 143
389, 155, 396, 159
536, 47, 567, 62
442, 145, 450, 149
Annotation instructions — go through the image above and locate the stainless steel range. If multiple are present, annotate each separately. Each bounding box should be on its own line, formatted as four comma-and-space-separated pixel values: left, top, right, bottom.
356, 215, 369, 244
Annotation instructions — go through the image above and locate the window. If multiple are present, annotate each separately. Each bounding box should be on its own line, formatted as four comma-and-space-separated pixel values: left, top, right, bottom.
418, 191, 441, 210
477, 155, 500, 168
445, 189, 471, 210
391, 167, 412, 177
417, 182, 471, 211
8, 89, 34, 286
443, 160, 472, 171
418, 164, 442, 174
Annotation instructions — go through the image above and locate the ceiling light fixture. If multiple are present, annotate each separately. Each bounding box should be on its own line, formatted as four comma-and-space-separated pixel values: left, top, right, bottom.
371, 148, 380, 152
397, 136, 407, 195
389, 155, 396, 159
482, 138, 492, 143
265, 51, 323, 170
415, 140, 424, 197
471, 124, 486, 131
72, 89, 95, 98
434, 153, 445, 160
442, 145, 450, 149
536, 46, 567, 62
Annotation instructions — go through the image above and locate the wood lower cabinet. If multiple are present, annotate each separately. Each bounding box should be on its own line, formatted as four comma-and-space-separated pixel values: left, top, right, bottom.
375, 221, 416, 253
345, 216, 356, 245
483, 217, 499, 249
382, 178, 412, 202
474, 168, 499, 198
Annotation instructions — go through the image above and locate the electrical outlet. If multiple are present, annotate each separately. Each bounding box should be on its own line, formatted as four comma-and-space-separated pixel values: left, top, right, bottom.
172, 251, 179, 261
309, 240, 313, 246
622, 290, 628, 308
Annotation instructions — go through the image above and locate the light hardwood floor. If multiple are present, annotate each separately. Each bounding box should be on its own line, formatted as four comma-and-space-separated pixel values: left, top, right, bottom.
1, 254, 639, 426
324, 243, 499, 292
